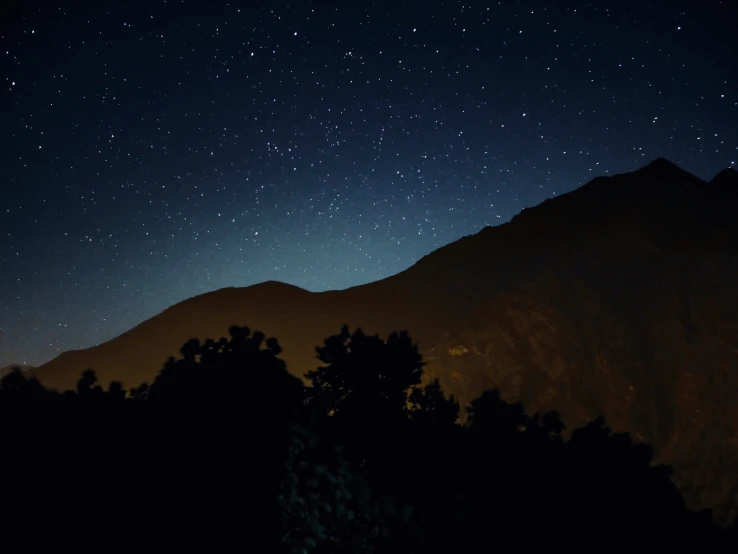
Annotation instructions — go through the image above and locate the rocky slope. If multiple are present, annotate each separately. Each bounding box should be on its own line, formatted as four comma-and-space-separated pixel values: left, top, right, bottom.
29, 158, 738, 523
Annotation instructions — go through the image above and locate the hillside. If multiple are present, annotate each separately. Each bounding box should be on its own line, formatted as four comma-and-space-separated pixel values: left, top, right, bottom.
30, 158, 738, 523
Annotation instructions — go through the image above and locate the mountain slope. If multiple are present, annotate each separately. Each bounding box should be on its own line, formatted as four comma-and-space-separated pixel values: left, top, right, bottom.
30, 159, 738, 523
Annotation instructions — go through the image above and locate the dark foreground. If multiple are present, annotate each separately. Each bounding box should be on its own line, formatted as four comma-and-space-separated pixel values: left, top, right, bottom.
2, 325, 735, 552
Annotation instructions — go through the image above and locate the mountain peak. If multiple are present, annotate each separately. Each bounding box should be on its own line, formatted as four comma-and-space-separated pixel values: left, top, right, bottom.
631, 157, 704, 188
710, 166, 738, 185
252, 280, 310, 293
638, 157, 684, 175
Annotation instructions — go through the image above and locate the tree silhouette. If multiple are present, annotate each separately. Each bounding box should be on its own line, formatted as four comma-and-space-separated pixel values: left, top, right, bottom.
147, 325, 304, 417
564, 415, 691, 535
0, 367, 50, 402
409, 377, 460, 428
0, 324, 734, 550
465, 388, 529, 438
305, 325, 424, 424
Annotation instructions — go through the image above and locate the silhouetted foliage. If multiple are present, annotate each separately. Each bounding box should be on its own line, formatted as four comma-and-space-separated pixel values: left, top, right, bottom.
279, 422, 414, 553
409, 377, 460, 428
305, 325, 424, 425
0, 367, 49, 401
0, 324, 734, 551
148, 325, 304, 417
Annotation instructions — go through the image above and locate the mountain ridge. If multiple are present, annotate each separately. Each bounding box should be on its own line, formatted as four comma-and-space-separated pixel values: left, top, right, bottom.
26, 158, 738, 523
32, 158, 734, 376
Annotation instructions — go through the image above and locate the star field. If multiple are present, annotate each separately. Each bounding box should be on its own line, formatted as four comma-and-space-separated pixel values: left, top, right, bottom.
1, 0, 736, 366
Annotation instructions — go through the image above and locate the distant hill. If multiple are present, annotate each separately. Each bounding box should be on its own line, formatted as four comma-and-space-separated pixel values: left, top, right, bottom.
30, 158, 738, 524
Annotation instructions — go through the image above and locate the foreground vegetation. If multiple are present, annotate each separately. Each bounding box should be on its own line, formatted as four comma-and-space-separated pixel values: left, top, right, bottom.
1, 324, 735, 551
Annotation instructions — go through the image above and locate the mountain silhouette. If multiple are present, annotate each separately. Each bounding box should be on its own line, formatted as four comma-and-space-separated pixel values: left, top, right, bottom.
29, 158, 738, 523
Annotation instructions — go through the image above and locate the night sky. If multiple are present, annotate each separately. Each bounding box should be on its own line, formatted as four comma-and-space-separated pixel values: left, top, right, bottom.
1, 0, 736, 367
